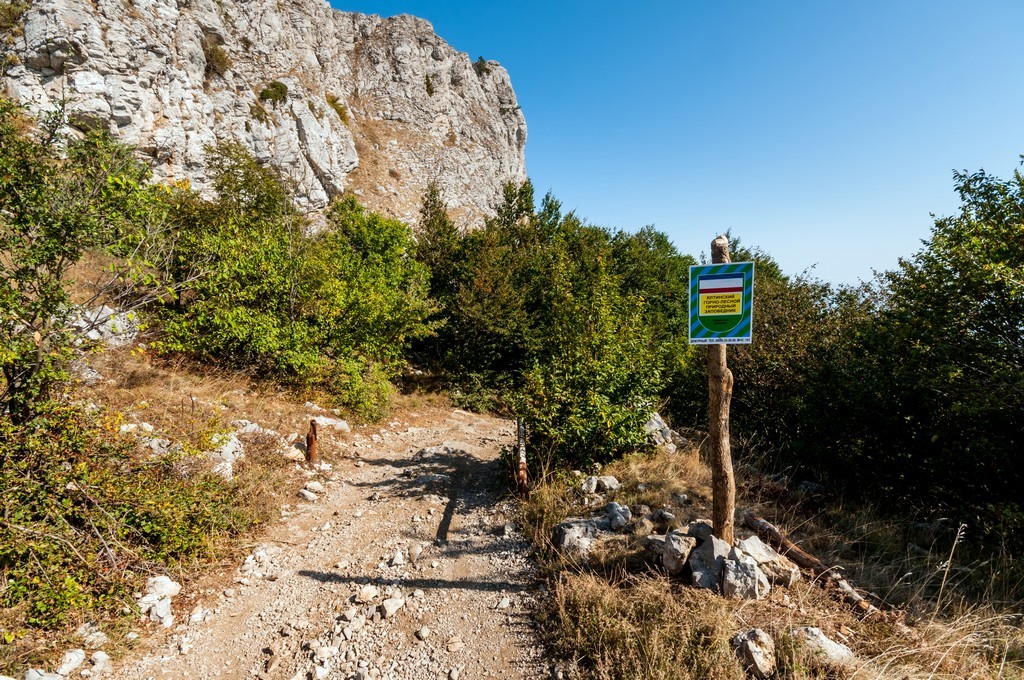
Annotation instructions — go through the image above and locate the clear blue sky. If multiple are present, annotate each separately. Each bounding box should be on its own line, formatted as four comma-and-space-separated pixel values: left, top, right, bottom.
333, 1, 1024, 284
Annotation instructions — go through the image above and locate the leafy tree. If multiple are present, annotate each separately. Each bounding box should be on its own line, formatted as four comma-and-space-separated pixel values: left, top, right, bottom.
668, 167, 1024, 546
415, 182, 463, 305
415, 180, 673, 462
0, 99, 165, 421
519, 251, 664, 468
316, 196, 437, 366
609, 226, 695, 338
158, 142, 311, 373
865, 165, 1024, 534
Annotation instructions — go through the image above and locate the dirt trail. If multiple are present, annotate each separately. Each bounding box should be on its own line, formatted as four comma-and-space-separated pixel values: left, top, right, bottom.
112, 407, 547, 680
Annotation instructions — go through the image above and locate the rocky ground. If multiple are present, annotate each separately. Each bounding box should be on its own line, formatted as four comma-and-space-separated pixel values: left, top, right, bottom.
108, 407, 548, 680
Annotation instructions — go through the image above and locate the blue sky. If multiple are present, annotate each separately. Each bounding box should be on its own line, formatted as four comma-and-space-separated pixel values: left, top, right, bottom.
334, 1, 1024, 284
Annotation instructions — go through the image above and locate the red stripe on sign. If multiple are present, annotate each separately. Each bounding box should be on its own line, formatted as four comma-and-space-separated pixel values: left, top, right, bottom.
700, 287, 742, 293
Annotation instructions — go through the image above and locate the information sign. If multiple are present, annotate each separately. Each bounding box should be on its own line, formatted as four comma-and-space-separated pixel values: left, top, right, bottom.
688, 261, 754, 344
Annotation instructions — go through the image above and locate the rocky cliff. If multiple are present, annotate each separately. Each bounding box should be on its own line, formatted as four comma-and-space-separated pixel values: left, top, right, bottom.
2, 0, 527, 226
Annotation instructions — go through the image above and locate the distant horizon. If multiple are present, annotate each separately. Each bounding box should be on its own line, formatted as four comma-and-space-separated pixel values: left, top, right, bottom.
334, 1, 1024, 284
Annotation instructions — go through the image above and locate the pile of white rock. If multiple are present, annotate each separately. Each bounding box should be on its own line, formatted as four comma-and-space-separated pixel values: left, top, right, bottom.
551, 508, 862, 675
136, 575, 182, 628
68, 306, 138, 349
732, 626, 857, 678
645, 519, 802, 598
551, 508, 801, 601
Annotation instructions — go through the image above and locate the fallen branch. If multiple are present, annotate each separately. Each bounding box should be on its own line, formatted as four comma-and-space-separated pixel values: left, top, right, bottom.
742, 511, 880, 616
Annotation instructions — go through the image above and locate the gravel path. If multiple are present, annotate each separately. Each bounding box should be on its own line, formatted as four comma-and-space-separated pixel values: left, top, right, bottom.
112, 408, 547, 680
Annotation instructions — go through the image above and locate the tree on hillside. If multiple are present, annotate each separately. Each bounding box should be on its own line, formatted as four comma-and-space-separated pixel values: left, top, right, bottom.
871, 164, 1024, 534
0, 99, 168, 422
416, 182, 463, 306
159, 146, 436, 418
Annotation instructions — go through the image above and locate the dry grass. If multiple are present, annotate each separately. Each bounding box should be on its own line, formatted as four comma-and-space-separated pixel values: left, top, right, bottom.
521, 444, 1024, 679
84, 348, 343, 448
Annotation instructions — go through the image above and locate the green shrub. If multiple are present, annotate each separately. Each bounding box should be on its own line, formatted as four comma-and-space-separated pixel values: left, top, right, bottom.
201, 36, 232, 79
415, 181, 670, 465
518, 290, 664, 468
157, 145, 436, 417
258, 81, 288, 108
425, 74, 435, 96
317, 357, 394, 422
325, 94, 348, 124
473, 56, 491, 77
0, 98, 166, 422
249, 102, 269, 124
0, 403, 258, 631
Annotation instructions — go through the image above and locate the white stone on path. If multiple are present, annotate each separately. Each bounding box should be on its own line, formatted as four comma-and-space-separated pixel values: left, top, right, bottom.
55, 649, 86, 676
381, 598, 405, 618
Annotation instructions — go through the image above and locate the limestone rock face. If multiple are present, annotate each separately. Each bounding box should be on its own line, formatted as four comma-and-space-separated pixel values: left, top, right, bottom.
3, 0, 527, 226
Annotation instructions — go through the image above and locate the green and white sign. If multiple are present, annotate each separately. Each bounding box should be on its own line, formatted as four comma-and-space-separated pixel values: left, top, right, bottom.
688, 261, 754, 345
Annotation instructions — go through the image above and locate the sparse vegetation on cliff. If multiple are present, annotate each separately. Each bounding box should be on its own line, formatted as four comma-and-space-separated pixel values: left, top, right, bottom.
0, 1, 29, 44
200, 36, 232, 80
249, 101, 269, 124
258, 81, 288, 108
473, 56, 491, 77
325, 93, 348, 124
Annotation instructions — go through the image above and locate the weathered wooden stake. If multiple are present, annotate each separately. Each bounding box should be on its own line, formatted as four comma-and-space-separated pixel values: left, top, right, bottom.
306, 419, 318, 465
708, 235, 736, 544
515, 417, 528, 496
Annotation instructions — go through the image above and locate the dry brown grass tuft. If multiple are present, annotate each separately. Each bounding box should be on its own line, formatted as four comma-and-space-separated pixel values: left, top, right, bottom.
83, 348, 328, 446
548, 572, 745, 680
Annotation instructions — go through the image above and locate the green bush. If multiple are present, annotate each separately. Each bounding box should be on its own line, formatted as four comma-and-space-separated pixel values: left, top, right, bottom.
258, 81, 288, 108
0, 404, 256, 631
158, 145, 435, 417
249, 102, 269, 124
316, 357, 394, 422
473, 56, 491, 77
325, 94, 348, 124
415, 181, 672, 465
425, 74, 435, 96
851, 164, 1024, 539
518, 289, 664, 468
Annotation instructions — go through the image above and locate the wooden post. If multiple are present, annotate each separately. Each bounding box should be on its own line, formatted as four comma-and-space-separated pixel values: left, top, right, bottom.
306, 419, 318, 465
515, 417, 528, 496
708, 235, 736, 544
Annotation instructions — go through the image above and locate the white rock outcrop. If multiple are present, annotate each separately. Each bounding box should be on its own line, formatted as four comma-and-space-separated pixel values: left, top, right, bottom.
3, 0, 527, 227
